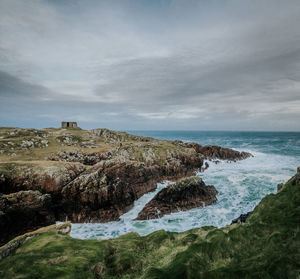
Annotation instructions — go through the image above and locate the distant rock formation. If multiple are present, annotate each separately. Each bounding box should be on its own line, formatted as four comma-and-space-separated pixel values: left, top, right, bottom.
176, 142, 252, 161
136, 176, 218, 220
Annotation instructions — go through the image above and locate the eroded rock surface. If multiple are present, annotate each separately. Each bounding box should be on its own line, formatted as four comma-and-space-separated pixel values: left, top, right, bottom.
0, 190, 55, 246
176, 141, 252, 161
60, 153, 204, 222
136, 176, 218, 220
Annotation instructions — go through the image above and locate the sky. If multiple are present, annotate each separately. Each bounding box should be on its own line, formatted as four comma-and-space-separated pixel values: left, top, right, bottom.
0, 0, 300, 131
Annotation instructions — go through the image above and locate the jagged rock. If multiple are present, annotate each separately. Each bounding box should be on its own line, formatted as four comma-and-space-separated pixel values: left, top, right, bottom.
0, 164, 86, 195
60, 157, 204, 222
90, 128, 153, 143
0, 190, 55, 246
176, 141, 252, 161
231, 211, 252, 224
0, 139, 252, 224
56, 135, 82, 146
47, 150, 107, 165
277, 183, 284, 192
287, 166, 300, 186
136, 176, 218, 220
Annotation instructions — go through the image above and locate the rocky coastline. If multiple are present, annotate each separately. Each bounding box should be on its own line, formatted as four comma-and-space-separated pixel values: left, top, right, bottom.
0, 127, 252, 245
0, 167, 299, 278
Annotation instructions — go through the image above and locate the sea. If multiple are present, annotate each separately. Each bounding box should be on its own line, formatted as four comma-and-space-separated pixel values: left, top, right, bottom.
70, 131, 300, 239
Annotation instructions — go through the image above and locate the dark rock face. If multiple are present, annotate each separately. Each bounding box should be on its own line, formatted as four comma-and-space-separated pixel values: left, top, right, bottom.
176, 142, 252, 161
231, 211, 252, 224
0, 190, 55, 246
59, 156, 204, 222
0, 164, 86, 195
277, 183, 284, 192
197, 145, 252, 161
136, 176, 218, 220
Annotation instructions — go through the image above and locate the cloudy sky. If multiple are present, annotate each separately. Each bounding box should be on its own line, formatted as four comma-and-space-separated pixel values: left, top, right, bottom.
0, 0, 300, 131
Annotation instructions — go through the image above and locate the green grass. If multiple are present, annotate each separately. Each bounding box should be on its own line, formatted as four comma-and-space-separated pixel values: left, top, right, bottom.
0, 173, 299, 278
0, 127, 185, 167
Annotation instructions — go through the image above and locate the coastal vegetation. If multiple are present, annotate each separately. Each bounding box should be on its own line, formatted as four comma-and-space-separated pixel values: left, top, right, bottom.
0, 167, 299, 278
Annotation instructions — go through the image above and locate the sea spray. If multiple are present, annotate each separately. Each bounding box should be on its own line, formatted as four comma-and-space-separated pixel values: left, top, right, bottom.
71, 131, 300, 239
70, 148, 298, 239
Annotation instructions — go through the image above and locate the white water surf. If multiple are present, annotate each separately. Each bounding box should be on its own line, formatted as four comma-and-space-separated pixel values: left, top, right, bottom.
70, 149, 299, 240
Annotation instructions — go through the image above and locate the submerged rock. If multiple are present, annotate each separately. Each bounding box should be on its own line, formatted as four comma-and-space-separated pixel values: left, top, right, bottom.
136, 176, 218, 220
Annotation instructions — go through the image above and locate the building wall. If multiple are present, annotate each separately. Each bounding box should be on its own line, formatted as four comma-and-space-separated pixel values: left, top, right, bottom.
61, 122, 78, 128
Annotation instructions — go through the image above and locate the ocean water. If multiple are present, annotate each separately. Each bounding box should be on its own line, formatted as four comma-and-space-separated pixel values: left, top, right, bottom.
70, 131, 300, 239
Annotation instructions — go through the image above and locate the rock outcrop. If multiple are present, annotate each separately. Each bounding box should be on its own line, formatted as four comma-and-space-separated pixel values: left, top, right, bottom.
176, 141, 252, 161
0, 190, 55, 246
0, 141, 252, 224
231, 211, 252, 224
59, 154, 205, 222
136, 176, 218, 220
47, 150, 107, 165
0, 127, 253, 243
287, 166, 300, 186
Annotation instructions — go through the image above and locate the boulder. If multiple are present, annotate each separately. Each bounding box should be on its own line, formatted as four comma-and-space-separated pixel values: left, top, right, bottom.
231, 211, 252, 224
136, 176, 218, 220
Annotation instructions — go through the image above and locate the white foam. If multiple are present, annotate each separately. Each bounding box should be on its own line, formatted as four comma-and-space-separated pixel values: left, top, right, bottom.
70, 150, 299, 240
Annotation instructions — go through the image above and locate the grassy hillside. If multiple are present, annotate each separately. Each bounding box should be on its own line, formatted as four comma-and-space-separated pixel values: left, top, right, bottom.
0, 127, 195, 172
0, 169, 299, 279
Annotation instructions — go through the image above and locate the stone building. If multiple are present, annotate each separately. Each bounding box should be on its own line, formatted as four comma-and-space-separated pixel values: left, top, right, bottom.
61, 121, 78, 128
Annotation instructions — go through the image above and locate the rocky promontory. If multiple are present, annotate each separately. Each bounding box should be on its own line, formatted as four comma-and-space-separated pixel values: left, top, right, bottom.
176, 141, 252, 161
0, 127, 252, 244
136, 176, 218, 220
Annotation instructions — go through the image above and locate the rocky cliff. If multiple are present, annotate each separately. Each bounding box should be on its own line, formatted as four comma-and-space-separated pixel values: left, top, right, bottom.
0, 127, 252, 244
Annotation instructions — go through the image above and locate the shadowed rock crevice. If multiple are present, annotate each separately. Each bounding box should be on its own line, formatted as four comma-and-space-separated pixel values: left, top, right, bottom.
0, 190, 55, 246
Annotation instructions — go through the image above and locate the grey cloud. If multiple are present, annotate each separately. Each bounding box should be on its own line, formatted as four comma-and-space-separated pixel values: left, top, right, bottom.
0, 0, 300, 130
0, 71, 53, 98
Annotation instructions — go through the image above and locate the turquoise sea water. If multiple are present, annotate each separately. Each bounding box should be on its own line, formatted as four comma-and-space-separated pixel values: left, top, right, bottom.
70, 131, 300, 239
